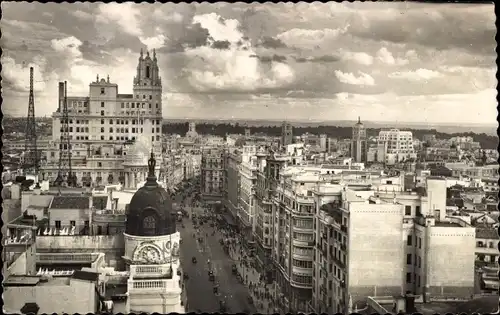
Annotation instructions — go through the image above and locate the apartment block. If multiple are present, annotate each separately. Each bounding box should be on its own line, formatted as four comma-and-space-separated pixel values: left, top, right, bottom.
201, 146, 226, 201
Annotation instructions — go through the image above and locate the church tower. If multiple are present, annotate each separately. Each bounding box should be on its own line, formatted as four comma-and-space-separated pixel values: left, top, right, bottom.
351, 117, 367, 163
123, 152, 185, 313
133, 49, 163, 150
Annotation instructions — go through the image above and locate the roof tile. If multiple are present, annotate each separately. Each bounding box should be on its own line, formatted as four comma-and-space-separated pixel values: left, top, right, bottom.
50, 196, 89, 209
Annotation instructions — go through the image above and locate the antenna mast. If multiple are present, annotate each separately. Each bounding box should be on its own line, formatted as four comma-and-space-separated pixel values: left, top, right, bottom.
55, 81, 74, 186
24, 67, 39, 175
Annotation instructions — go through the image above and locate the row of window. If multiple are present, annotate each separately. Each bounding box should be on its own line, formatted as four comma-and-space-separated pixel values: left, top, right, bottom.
292, 259, 313, 269
406, 272, 421, 286
406, 234, 422, 248
101, 119, 161, 125
406, 253, 422, 268
404, 205, 422, 216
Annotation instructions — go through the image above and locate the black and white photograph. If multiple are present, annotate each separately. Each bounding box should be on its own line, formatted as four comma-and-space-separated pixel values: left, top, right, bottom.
1, 1, 498, 314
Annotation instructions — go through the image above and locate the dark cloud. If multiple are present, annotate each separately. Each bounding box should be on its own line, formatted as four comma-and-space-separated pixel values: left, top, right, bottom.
211, 40, 231, 50
349, 6, 495, 56
293, 55, 339, 63
157, 23, 210, 54
310, 55, 340, 63
250, 54, 287, 63
257, 36, 287, 49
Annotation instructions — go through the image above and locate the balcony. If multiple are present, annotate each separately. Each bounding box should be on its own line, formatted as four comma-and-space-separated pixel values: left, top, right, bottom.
291, 279, 312, 289
128, 279, 179, 293
130, 265, 172, 279
340, 225, 348, 234
291, 234, 313, 245
333, 256, 346, 269
36, 253, 98, 264
292, 225, 314, 233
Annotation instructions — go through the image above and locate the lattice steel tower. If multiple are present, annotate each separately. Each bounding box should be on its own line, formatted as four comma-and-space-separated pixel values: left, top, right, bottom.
23, 67, 39, 174
55, 81, 74, 186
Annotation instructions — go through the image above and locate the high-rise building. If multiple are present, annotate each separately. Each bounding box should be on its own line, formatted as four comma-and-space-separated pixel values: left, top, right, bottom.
254, 149, 289, 273
376, 129, 417, 165
351, 117, 367, 163
281, 122, 293, 147
40, 49, 164, 186
201, 146, 226, 201
224, 149, 242, 219
238, 146, 259, 242
311, 177, 475, 314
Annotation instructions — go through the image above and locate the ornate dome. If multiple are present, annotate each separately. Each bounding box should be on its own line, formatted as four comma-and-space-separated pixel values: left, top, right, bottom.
125, 135, 151, 165
125, 151, 176, 236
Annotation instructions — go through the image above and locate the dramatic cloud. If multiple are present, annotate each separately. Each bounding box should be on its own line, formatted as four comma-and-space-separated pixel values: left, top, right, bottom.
1, 2, 496, 125
335, 71, 375, 86
183, 13, 295, 92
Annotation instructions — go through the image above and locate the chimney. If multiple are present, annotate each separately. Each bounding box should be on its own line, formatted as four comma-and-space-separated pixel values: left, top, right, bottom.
58, 82, 65, 111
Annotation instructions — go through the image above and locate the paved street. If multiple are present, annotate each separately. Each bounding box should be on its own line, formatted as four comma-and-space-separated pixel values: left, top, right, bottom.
177, 193, 257, 313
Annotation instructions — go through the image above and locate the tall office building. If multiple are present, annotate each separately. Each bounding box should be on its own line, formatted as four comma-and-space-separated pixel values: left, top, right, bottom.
351, 117, 367, 163
201, 146, 226, 200
376, 129, 417, 165
40, 49, 164, 186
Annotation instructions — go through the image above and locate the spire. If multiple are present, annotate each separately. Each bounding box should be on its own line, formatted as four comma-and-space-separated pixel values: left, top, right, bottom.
153, 48, 157, 60
146, 50, 150, 58
145, 149, 157, 186
140, 48, 144, 59
96, 74, 99, 82
358, 116, 361, 124
107, 75, 110, 83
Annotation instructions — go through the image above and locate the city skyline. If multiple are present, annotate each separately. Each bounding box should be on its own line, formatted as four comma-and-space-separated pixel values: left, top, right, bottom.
1, 2, 496, 124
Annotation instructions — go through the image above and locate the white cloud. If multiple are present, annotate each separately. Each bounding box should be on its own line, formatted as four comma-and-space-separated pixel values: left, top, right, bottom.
377, 47, 408, 65
388, 68, 442, 81
51, 36, 83, 59
193, 13, 243, 42
334, 70, 375, 86
341, 51, 374, 65
1, 56, 51, 93
185, 13, 295, 92
139, 34, 166, 50
72, 10, 93, 21
276, 26, 349, 49
96, 3, 141, 37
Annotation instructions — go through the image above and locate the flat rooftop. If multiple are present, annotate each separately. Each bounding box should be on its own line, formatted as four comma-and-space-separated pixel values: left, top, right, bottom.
377, 296, 499, 315
434, 221, 462, 228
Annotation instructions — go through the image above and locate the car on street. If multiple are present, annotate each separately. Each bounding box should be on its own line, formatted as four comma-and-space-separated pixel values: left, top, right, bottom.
231, 264, 237, 274
192, 257, 197, 263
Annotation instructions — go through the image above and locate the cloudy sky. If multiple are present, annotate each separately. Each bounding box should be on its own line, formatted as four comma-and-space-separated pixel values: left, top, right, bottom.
1, 2, 496, 125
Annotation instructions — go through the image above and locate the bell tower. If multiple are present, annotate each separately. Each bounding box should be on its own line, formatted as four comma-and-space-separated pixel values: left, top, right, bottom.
134, 48, 161, 87
133, 48, 163, 150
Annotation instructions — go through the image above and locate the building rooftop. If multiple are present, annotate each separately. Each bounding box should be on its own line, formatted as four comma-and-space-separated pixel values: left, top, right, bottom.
3, 276, 41, 286
9, 214, 48, 228
433, 221, 462, 228
50, 196, 90, 209
476, 227, 497, 239
371, 295, 499, 315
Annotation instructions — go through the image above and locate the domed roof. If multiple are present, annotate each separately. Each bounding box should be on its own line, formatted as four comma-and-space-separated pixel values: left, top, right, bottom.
125, 135, 151, 165
125, 151, 176, 236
